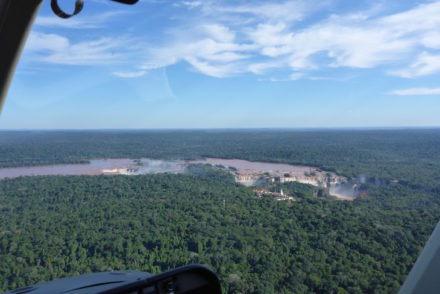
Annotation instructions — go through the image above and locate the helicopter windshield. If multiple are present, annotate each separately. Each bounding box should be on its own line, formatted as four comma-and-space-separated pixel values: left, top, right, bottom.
1, 1, 440, 293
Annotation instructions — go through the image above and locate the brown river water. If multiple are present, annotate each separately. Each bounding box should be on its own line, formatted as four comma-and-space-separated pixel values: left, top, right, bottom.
0, 159, 135, 179
0, 158, 357, 200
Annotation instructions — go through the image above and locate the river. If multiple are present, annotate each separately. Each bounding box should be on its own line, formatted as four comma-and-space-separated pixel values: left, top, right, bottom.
0, 158, 357, 200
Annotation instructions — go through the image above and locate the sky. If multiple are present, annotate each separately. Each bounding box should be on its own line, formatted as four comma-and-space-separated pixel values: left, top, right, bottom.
1, 0, 440, 129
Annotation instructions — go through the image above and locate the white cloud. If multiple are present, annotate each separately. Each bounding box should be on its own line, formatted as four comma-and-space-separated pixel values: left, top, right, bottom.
26, 32, 69, 51
203, 24, 236, 43
113, 70, 147, 78
380, 2, 440, 34
43, 38, 125, 65
390, 87, 440, 96
421, 32, 440, 49
390, 53, 440, 78
248, 60, 284, 75
27, 1, 440, 80
184, 56, 239, 77
182, 1, 202, 9
247, 23, 292, 52
35, 17, 97, 29
204, 1, 325, 23
25, 32, 133, 65
140, 34, 255, 77
134, 1, 440, 78
243, 5, 425, 71
141, 58, 178, 71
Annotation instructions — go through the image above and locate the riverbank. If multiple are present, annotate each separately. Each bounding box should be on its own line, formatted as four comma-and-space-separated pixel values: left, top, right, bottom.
0, 157, 357, 200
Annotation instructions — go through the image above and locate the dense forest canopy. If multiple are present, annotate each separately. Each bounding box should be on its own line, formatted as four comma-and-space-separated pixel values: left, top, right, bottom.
0, 130, 440, 293
1, 173, 439, 293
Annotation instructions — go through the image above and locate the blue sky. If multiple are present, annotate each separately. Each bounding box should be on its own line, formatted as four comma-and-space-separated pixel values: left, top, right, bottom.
2, 0, 440, 129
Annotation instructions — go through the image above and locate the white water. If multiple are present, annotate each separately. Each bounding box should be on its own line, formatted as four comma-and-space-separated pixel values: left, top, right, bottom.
0, 158, 357, 200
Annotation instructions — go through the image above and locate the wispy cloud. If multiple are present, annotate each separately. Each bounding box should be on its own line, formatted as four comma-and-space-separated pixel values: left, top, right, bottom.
389, 53, 440, 78
390, 87, 440, 96
25, 32, 135, 65
193, 0, 328, 24
26, 32, 70, 51
26, 1, 440, 80
140, 33, 255, 77
128, 0, 440, 78
181, 1, 202, 9
211, 1, 309, 23
113, 70, 147, 78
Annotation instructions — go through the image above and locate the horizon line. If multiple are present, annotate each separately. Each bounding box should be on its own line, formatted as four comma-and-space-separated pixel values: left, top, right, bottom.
1, 126, 440, 131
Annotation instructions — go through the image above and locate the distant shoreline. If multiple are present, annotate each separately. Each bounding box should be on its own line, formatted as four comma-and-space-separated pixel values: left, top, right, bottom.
1, 127, 440, 132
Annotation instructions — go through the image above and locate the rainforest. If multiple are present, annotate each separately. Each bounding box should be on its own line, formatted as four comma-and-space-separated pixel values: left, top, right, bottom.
1, 129, 440, 293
